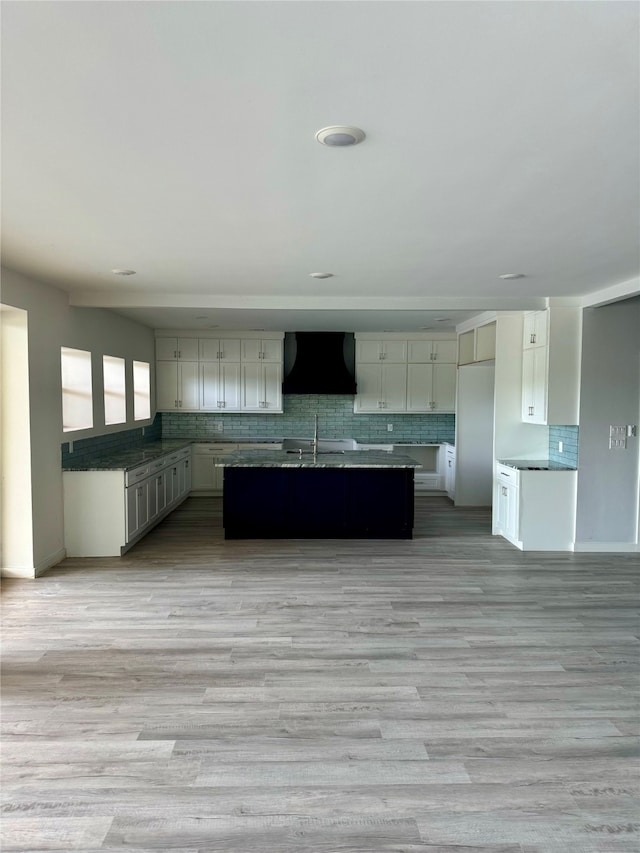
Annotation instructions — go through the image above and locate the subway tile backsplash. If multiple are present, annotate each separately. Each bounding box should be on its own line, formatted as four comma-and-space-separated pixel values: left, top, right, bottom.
548, 425, 579, 467
161, 395, 455, 444
61, 415, 162, 466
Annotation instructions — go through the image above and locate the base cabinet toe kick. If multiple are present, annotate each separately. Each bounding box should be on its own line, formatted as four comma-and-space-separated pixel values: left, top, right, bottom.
219, 450, 420, 540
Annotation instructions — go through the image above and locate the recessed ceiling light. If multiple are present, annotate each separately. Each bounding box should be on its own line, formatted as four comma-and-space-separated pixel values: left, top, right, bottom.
315, 126, 365, 147
309, 272, 334, 279
111, 268, 136, 276
499, 273, 526, 280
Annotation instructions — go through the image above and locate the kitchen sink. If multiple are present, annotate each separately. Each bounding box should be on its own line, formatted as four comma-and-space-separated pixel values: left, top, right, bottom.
285, 449, 346, 455
282, 437, 357, 452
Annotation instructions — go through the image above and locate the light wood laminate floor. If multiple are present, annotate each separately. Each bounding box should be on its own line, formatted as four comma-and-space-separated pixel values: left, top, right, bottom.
1, 496, 639, 852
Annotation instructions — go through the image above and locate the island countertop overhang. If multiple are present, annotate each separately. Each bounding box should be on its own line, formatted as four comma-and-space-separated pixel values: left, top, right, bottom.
215, 449, 422, 469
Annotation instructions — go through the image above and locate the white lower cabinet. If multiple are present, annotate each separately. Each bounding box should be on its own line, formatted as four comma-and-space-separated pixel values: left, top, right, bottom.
63, 447, 191, 557
445, 445, 456, 499
493, 463, 577, 551
192, 444, 237, 494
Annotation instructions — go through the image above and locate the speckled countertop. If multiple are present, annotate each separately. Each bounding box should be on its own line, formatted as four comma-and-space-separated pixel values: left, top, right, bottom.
62, 440, 194, 472
216, 450, 422, 469
498, 459, 577, 471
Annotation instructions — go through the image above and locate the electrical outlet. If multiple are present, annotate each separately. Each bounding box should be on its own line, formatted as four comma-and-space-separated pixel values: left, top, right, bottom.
628, 425, 638, 437
387, 423, 393, 432
214, 421, 224, 433
558, 441, 563, 453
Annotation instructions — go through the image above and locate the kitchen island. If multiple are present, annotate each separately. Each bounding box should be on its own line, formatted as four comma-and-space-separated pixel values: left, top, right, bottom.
217, 449, 421, 539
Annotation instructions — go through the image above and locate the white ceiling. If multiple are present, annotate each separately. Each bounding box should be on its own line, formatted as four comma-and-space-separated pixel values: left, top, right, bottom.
1, 1, 638, 331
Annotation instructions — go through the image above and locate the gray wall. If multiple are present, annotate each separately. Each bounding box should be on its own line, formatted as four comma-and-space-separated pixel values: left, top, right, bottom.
1, 266, 155, 574
576, 299, 640, 545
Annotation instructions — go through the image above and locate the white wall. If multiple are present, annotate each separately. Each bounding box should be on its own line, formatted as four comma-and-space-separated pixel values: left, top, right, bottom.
0, 267, 155, 576
575, 299, 640, 547
455, 364, 495, 506
1, 305, 34, 573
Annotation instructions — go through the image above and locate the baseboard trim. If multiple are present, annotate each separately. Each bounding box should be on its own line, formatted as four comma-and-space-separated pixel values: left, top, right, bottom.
573, 541, 639, 553
36, 548, 67, 576
1, 548, 66, 579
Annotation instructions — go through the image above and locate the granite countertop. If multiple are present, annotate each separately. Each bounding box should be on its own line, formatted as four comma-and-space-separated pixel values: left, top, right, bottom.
216, 450, 423, 469
498, 458, 577, 471
62, 440, 194, 472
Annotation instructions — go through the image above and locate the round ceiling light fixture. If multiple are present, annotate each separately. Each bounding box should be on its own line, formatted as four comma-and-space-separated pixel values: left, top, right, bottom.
499, 273, 526, 280
315, 126, 365, 147
111, 268, 136, 276
309, 272, 334, 279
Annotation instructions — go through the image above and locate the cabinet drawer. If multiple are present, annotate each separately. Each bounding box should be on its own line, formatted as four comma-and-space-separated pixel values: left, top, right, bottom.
125, 464, 150, 486
192, 443, 238, 454
496, 464, 519, 486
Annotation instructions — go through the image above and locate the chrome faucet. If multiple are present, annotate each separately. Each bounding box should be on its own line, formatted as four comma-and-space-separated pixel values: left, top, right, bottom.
311, 414, 319, 455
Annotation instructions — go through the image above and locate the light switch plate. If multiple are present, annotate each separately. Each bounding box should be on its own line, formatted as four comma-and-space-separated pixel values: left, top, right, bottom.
609, 425, 627, 449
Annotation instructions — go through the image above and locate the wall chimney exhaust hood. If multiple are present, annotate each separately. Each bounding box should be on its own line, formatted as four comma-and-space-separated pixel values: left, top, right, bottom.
282, 332, 357, 395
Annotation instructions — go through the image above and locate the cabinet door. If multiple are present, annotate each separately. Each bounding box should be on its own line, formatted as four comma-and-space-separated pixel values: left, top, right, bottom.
407, 341, 432, 363
167, 465, 180, 505
523, 311, 548, 349
263, 363, 282, 410
199, 339, 220, 361
381, 341, 407, 363
156, 362, 179, 410
126, 482, 148, 541
431, 340, 458, 363
147, 475, 158, 522
241, 362, 263, 410
177, 338, 199, 360
381, 364, 407, 410
240, 339, 262, 361
522, 347, 547, 423
156, 471, 167, 513
219, 362, 241, 410
432, 364, 457, 411
156, 338, 178, 360
201, 363, 220, 409
260, 339, 282, 362
179, 457, 191, 496
355, 363, 383, 411
178, 362, 200, 410
407, 364, 433, 412
356, 340, 384, 363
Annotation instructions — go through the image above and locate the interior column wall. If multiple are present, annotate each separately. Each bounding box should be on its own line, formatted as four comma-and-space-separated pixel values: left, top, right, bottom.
1, 305, 34, 574
575, 299, 640, 547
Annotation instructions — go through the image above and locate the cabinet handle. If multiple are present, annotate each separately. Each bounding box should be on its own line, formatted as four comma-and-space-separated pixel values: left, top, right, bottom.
530, 334, 536, 344
430, 353, 434, 361
178, 350, 181, 358
173, 350, 177, 358
174, 400, 178, 408
528, 406, 534, 416
502, 486, 507, 496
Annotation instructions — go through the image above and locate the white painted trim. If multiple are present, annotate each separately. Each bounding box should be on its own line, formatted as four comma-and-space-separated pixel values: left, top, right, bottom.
581, 276, 640, 308
455, 312, 498, 334
573, 542, 639, 553
354, 332, 456, 341
70, 291, 549, 312
155, 330, 284, 340
35, 548, 67, 576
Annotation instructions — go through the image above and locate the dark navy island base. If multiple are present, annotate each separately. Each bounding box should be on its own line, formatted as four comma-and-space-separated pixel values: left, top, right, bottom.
223, 466, 415, 539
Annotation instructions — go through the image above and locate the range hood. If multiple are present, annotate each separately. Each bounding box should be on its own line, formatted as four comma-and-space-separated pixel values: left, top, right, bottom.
282, 332, 357, 395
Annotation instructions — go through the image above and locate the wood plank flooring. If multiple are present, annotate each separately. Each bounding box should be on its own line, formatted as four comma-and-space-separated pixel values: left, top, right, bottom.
1, 496, 639, 852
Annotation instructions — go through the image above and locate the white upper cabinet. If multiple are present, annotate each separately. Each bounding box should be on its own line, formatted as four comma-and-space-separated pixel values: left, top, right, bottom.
408, 340, 457, 364
241, 338, 282, 362
520, 308, 581, 425
356, 339, 407, 363
241, 362, 282, 411
156, 337, 199, 361
355, 363, 407, 412
199, 338, 241, 362
523, 311, 548, 349
155, 332, 284, 413
354, 334, 457, 414
407, 364, 457, 413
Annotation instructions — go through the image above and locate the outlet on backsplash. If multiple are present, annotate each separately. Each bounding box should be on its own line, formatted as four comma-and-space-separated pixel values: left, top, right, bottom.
214, 421, 224, 433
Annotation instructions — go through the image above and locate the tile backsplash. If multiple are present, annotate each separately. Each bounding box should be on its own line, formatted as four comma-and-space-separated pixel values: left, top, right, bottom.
61, 416, 162, 465
161, 395, 455, 444
548, 425, 579, 467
